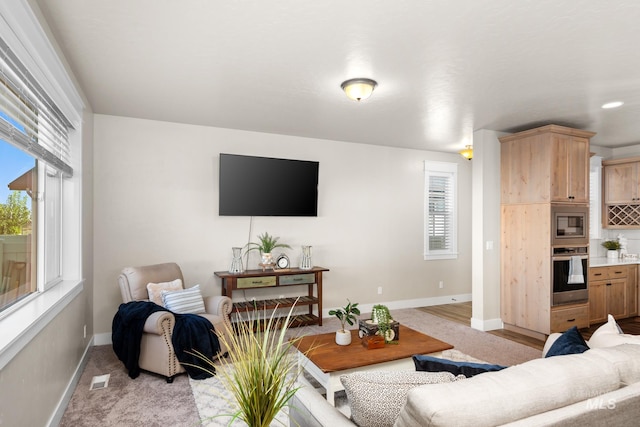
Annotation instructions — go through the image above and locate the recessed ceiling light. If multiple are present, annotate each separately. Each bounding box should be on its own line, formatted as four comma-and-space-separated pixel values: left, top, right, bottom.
602, 101, 624, 109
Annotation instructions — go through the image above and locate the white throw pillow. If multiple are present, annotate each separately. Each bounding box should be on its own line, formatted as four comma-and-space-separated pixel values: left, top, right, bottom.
161, 284, 206, 314
146, 279, 183, 306
340, 370, 462, 427
588, 314, 640, 348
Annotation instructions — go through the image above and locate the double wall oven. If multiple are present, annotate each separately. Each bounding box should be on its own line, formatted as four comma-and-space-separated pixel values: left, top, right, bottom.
551, 204, 589, 306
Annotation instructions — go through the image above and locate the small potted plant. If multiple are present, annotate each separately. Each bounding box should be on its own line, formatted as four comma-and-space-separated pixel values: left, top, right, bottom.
245, 232, 291, 267
602, 240, 621, 259
329, 300, 360, 346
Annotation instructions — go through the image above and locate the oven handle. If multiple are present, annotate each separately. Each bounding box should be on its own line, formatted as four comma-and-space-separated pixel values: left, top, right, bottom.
552, 255, 589, 261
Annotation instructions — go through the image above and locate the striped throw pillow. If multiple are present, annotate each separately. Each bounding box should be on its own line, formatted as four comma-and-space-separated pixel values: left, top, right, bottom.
161, 284, 206, 314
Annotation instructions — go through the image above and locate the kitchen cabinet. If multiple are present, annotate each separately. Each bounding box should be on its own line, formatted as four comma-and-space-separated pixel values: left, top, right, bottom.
588, 266, 631, 324
603, 158, 640, 204
501, 125, 594, 205
602, 157, 640, 228
500, 125, 595, 337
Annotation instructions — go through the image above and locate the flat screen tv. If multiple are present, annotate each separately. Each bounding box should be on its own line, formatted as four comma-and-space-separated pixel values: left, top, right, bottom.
219, 153, 319, 216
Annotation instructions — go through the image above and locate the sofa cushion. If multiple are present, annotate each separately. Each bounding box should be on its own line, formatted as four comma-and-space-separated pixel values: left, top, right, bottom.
340, 371, 462, 427
395, 350, 621, 427
161, 284, 206, 314
413, 355, 506, 377
588, 314, 640, 348
584, 344, 640, 385
545, 326, 589, 357
146, 278, 183, 306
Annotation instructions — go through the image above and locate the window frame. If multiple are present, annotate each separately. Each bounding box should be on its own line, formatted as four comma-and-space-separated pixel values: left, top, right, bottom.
424, 160, 458, 260
0, 0, 84, 370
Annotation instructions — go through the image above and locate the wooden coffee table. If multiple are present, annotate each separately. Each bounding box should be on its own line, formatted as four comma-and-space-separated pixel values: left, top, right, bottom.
293, 325, 453, 405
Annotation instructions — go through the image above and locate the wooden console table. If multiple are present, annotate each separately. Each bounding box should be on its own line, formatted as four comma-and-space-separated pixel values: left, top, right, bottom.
214, 266, 328, 327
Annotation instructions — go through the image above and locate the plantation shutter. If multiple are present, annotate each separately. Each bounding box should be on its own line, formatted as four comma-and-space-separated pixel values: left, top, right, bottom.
0, 36, 73, 176
424, 161, 458, 260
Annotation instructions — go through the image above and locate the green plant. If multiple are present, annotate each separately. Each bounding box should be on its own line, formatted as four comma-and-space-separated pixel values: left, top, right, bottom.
245, 232, 291, 254
372, 304, 395, 343
187, 302, 307, 427
602, 240, 621, 250
329, 300, 360, 332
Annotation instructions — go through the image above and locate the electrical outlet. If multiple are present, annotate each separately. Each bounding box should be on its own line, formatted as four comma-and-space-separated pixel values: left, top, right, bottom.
377, 286, 382, 295
83, 325, 86, 339
439, 281, 444, 289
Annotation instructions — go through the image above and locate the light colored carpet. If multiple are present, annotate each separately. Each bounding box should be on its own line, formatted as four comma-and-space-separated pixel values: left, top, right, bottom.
60, 308, 542, 426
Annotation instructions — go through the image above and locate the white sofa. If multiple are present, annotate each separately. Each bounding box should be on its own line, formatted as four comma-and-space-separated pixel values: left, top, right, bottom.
289, 317, 640, 427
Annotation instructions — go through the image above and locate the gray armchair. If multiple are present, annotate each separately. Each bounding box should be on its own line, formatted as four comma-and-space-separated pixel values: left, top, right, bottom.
117, 262, 233, 382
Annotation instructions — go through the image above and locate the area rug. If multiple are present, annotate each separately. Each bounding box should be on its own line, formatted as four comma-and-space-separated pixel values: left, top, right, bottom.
189, 308, 541, 425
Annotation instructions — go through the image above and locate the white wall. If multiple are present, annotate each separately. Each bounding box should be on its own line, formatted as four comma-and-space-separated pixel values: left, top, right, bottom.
93, 114, 473, 335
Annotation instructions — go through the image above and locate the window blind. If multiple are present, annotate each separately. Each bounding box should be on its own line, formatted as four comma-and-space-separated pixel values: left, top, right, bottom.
0, 36, 73, 177
424, 161, 458, 260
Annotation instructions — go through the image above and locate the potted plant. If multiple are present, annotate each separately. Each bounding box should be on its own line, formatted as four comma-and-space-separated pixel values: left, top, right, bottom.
371, 304, 396, 343
187, 303, 309, 427
329, 300, 360, 346
245, 232, 291, 267
602, 240, 621, 259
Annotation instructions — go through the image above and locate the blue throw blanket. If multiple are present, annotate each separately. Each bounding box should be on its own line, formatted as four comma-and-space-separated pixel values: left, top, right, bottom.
112, 301, 221, 380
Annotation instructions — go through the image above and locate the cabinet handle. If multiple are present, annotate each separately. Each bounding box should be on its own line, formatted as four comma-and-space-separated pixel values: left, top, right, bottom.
567, 318, 576, 322
594, 273, 603, 276
606, 283, 612, 286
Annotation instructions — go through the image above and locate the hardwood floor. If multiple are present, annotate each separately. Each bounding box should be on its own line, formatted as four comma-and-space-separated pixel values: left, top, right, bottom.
421, 301, 640, 351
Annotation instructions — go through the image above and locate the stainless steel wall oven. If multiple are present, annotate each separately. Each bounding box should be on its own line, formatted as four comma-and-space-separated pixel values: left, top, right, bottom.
552, 246, 588, 306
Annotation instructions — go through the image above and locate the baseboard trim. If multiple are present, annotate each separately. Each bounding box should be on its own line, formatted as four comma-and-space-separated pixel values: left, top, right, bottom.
323, 293, 472, 318
47, 336, 94, 427
470, 317, 504, 331
94, 332, 112, 346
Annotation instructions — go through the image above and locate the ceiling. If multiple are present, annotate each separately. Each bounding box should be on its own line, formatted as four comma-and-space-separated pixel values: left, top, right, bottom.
36, 0, 640, 153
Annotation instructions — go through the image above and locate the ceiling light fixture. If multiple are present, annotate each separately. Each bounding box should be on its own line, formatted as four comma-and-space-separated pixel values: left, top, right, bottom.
341, 78, 377, 101
602, 101, 624, 109
459, 145, 473, 160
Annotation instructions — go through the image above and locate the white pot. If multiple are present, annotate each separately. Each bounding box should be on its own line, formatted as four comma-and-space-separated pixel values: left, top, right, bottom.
335, 330, 352, 346
607, 250, 618, 259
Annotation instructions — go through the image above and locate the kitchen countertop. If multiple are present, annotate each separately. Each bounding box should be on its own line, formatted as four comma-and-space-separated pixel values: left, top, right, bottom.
590, 256, 640, 268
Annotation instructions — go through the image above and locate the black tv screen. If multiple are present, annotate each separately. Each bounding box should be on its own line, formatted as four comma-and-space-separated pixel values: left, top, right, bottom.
219, 153, 319, 216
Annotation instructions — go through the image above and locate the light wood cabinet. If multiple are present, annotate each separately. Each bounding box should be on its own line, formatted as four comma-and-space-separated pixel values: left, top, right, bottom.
550, 303, 589, 332
588, 265, 632, 324
603, 159, 640, 204
602, 157, 640, 228
501, 125, 594, 205
500, 125, 595, 336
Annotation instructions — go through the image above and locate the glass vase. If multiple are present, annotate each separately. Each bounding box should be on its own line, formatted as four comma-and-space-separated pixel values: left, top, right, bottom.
300, 245, 313, 270
229, 247, 244, 273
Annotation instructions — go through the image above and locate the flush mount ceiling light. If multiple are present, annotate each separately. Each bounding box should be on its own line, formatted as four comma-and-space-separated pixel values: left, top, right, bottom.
341, 78, 377, 101
602, 101, 624, 109
459, 145, 473, 160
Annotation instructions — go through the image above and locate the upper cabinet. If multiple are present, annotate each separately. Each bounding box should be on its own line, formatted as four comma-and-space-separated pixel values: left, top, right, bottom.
602, 157, 640, 228
603, 158, 640, 204
500, 125, 594, 205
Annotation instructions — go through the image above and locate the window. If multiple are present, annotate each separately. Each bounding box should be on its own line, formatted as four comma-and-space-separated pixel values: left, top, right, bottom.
0, 35, 72, 314
424, 161, 458, 260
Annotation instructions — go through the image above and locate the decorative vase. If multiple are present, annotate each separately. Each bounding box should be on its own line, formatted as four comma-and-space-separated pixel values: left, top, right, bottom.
607, 250, 618, 259
229, 247, 244, 273
335, 330, 352, 346
300, 245, 313, 270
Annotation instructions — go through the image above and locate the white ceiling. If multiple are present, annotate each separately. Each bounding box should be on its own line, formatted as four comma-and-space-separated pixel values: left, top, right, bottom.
36, 0, 640, 153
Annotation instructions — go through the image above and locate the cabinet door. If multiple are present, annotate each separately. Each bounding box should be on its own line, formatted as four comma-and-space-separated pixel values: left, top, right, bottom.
607, 279, 628, 319
604, 162, 639, 204
551, 136, 589, 203
589, 280, 607, 324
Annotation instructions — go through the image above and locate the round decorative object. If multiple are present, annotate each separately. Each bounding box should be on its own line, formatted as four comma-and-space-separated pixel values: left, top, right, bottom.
276, 253, 290, 269
335, 330, 352, 346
